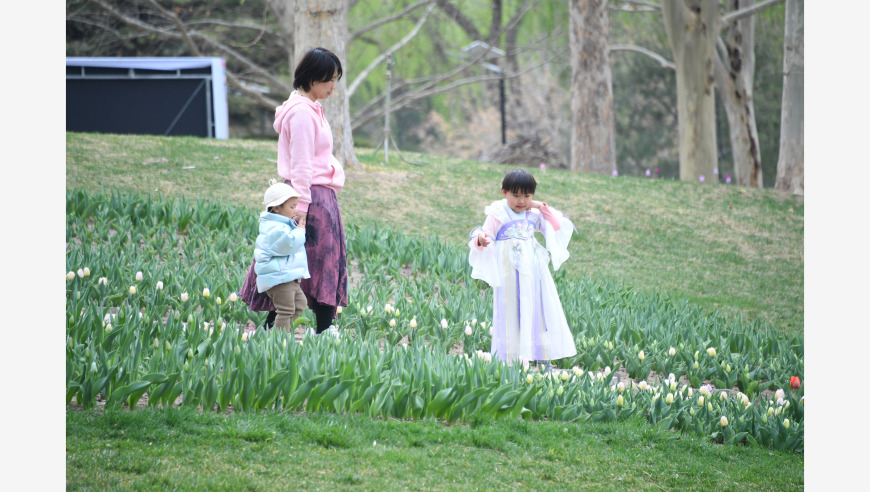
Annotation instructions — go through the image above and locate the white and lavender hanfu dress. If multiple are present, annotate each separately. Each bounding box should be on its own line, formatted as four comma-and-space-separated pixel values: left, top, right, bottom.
468, 199, 578, 364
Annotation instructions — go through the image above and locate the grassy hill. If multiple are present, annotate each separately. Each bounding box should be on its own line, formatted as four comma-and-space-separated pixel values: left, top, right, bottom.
67, 132, 804, 334
65, 132, 804, 490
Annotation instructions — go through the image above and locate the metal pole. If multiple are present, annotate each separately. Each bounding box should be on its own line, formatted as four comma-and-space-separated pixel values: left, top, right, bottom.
499, 76, 506, 145
384, 54, 392, 165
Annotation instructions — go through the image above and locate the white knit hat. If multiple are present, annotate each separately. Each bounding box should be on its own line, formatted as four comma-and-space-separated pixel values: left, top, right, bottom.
263, 179, 301, 209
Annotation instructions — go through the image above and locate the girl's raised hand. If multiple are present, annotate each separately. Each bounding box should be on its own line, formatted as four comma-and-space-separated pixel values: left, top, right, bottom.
530, 200, 544, 209
478, 232, 491, 247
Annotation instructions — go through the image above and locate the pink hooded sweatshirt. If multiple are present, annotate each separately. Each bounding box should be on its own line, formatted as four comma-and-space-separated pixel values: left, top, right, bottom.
273, 91, 345, 213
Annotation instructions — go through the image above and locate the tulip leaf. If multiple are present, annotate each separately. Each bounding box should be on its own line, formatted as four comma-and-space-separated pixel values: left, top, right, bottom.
351, 381, 385, 413
320, 380, 354, 410
287, 378, 322, 410
106, 380, 151, 408
426, 387, 456, 417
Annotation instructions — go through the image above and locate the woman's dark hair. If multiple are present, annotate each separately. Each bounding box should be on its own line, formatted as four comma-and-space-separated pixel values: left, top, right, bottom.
293, 47, 343, 91
502, 169, 537, 194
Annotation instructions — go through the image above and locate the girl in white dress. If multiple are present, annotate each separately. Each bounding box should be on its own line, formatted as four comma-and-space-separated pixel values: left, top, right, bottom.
468, 169, 577, 369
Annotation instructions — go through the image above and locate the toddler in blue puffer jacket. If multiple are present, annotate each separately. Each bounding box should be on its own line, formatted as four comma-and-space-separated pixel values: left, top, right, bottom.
253, 179, 310, 331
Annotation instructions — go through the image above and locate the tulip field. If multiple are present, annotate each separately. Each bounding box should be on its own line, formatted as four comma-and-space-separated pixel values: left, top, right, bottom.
65, 186, 804, 453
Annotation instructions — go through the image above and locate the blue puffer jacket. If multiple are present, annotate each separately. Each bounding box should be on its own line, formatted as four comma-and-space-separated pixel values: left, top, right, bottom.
253, 212, 310, 293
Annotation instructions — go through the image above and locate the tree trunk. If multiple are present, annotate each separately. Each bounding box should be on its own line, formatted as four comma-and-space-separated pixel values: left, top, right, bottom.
569, 0, 616, 174
294, 0, 359, 168
774, 0, 803, 194
662, 0, 719, 182
714, 0, 763, 187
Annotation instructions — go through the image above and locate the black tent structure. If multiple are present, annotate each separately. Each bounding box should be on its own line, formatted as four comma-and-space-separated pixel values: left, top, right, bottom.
66, 57, 229, 139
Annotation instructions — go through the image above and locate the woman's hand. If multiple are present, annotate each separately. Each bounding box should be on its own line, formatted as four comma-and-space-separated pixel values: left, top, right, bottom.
294, 210, 308, 228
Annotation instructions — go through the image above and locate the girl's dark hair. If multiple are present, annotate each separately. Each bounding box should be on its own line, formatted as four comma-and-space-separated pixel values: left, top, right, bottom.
502, 169, 537, 194
293, 47, 343, 91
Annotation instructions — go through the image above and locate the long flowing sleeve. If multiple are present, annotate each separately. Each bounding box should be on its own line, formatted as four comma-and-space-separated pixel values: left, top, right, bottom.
468, 214, 502, 287
537, 204, 575, 271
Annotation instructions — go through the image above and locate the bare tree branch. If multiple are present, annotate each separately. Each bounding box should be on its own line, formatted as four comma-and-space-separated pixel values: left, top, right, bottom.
186, 3, 277, 50
434, 0, 482, 41
347, 3, 435, 97
89, 0, 292, 101
185, 19, 279, 37
67, 14, 125, 39
610, 44, 675, 70
609, 0, 661, 11
350, 0, 433, 42
720, 0, 784, 28
143, 0, 203, 56
352, 57, 553, 130
225, 71, 281, 108
351, 0, 535, 126
188, 32, 291, 94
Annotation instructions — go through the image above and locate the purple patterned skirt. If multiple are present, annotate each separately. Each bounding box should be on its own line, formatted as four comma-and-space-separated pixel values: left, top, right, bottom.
239, 184, 348, 317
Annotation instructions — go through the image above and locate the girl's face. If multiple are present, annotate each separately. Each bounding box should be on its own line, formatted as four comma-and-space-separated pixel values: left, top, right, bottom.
502, 189, 534, 213
309, 70, 338, 100
272, 197, 298, 220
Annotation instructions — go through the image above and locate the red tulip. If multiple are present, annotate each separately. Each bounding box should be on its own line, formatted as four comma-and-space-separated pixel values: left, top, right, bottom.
790, 376, 801, 389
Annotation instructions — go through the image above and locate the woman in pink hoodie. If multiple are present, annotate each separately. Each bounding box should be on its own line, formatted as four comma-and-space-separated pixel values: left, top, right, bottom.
240, 47, 348, 336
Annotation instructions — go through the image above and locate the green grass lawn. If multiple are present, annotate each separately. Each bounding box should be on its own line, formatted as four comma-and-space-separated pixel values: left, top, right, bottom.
65, 131, 804, 489
67, 408, 803, 491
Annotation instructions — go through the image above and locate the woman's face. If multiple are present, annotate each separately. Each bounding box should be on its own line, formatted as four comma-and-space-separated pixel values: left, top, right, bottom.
309, 70, 338, 100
